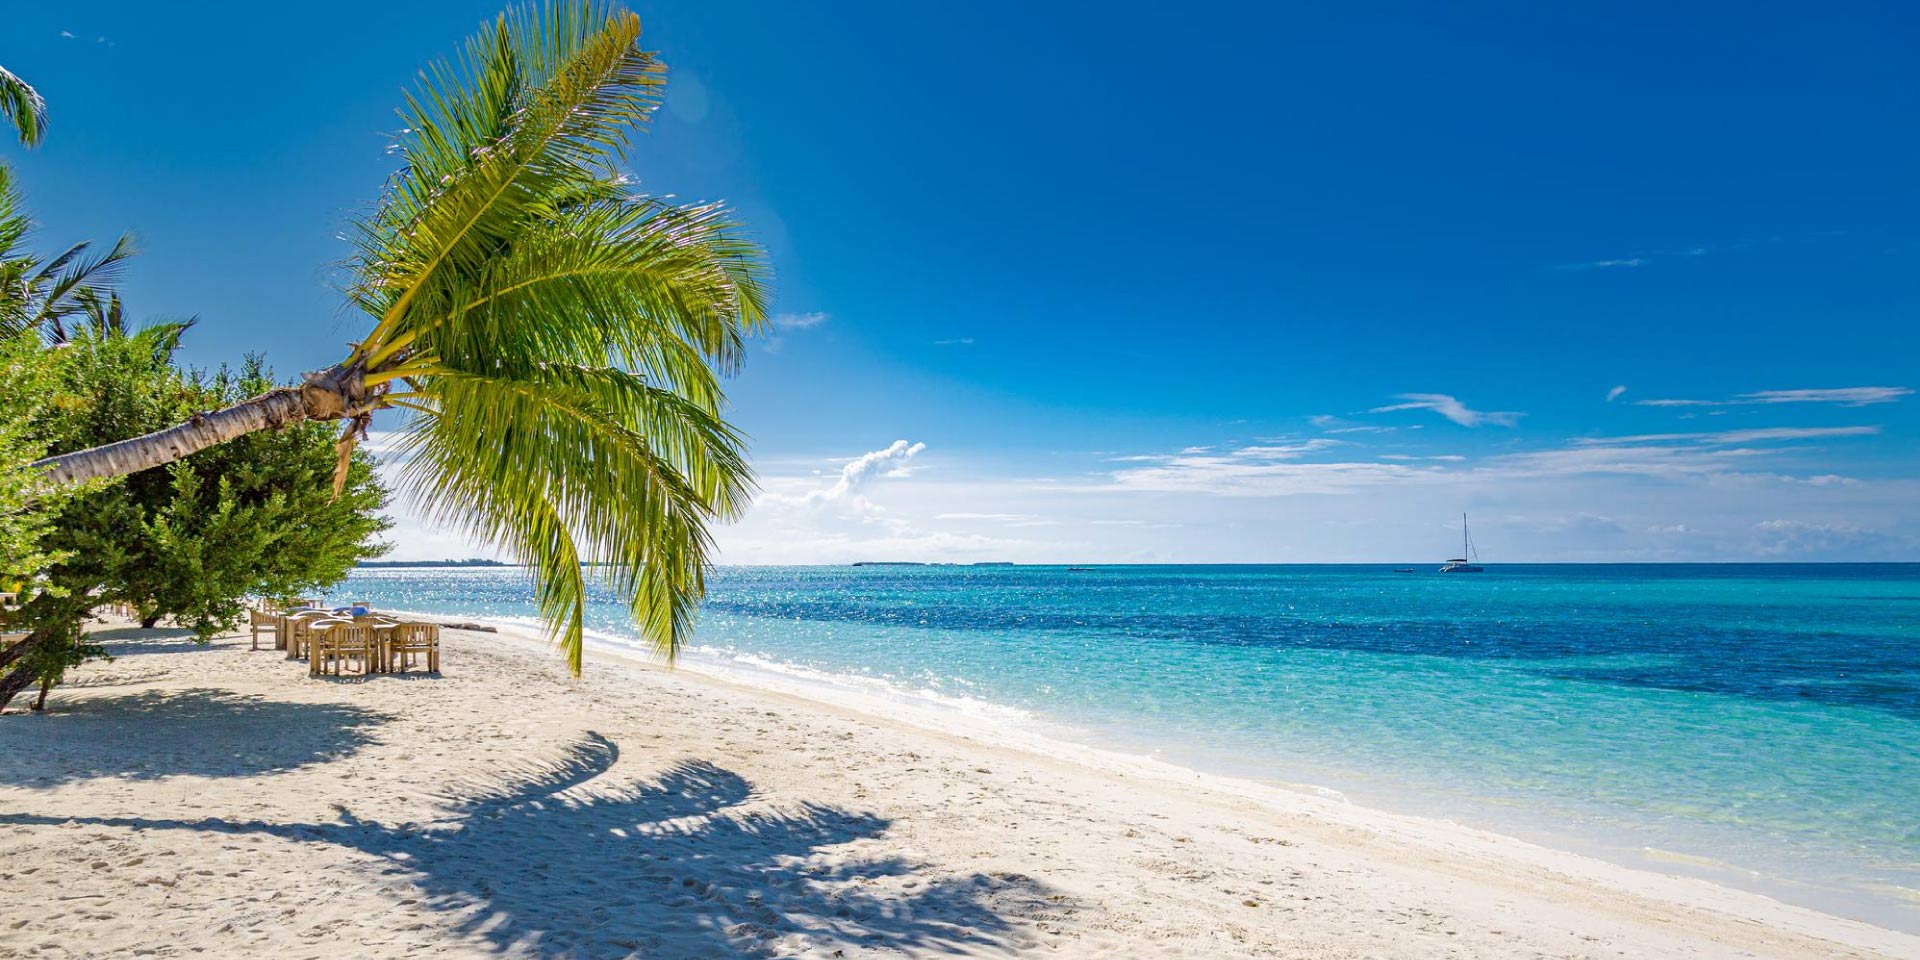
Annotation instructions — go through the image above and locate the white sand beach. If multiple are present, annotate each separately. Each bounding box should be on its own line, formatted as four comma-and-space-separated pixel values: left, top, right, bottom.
2, 620, 1914, 960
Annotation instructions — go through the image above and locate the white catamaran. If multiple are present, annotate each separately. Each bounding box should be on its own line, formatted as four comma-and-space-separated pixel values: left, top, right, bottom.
1439, 513, 1484, 573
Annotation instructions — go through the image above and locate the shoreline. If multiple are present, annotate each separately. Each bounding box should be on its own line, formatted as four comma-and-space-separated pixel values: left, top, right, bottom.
438, 608, 1915, 934
483, 613, 1916, 952
2, 618, 1913, 958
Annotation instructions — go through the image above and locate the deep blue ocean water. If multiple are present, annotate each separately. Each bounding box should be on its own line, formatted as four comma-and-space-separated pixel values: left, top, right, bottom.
339, 563, 1920, 929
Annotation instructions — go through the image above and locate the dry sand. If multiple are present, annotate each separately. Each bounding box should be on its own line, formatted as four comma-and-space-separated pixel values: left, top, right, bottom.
1, 619, 1914, 959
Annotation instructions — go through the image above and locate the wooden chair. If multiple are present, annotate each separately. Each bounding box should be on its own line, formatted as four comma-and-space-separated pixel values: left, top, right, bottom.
385, 623, 441, 674
247, 608, 280, 651
282, 610, 335, 660
310, 621, 374, 677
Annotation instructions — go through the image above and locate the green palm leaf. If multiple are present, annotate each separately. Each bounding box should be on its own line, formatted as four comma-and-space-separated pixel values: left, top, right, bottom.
0, 65, 46, 147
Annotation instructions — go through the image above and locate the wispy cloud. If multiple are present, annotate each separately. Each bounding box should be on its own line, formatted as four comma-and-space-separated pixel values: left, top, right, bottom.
1370, 393, 1521, 428
1606, 385, 1628, 403
771, 311, 829, 331
1308, 415, 1393, 434
762, 311, 830, 353
1574, 426, 1880, 446
933, 337, 975, 346
1110, 459, 1427, 498
1100, 441, 1428, 497
1557, 257, 1645, 270
1230, 439, 1344, 458
1556, 241, 1713, 271
1742, 387, 1911, 406
1636, 386, 1910, 409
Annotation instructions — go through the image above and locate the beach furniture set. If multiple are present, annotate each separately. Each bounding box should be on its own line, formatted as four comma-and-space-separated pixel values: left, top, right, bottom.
249, 599, 442, 677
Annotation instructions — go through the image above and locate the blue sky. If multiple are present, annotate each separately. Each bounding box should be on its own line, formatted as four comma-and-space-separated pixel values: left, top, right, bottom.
7, 1, 1918, 562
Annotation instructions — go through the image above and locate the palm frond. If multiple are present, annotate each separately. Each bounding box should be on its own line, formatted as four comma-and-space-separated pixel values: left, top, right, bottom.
0, 172, 134, 342
74, 289, 125, 337
0, 66, 47, 147
0, 167, 34, 259
32, 234, 136, 342
353, 3, 665, 354
390, 360, 745, 664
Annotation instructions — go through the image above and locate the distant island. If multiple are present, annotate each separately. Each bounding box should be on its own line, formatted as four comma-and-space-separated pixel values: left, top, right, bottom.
852, 561, 1016, 567
357, 558, 513, 568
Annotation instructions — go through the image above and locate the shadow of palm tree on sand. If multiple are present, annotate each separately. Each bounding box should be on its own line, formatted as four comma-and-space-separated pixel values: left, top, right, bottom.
1, 733, 1052, 957
0, 688, 387, 787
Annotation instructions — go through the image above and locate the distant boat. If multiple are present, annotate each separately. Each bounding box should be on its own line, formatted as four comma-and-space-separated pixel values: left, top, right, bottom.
1393, 568, 1416, 573
1439, 513, 1485, 573
1067, 566, 1095, 572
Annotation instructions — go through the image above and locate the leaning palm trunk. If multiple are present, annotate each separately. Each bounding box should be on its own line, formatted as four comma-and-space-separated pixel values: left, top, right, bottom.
25, 3, 768, 674
34, 365, 366, 485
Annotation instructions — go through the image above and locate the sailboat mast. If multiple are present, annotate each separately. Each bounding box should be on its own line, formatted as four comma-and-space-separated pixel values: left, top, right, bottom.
1462, 513, 1469, 558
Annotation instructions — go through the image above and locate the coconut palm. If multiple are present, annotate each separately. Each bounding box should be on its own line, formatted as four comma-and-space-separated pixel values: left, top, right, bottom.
32, 2, 769, 671
0, 65, 46, 147
0, 166, 137, 342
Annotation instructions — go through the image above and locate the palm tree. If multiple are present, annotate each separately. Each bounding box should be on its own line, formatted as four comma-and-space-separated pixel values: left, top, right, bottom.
0, 167, 137, 342
0, 65, 46, 147
31, 2, 769, 671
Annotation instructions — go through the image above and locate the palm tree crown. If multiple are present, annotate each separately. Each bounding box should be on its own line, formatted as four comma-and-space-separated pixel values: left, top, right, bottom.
33, 2, 770, 672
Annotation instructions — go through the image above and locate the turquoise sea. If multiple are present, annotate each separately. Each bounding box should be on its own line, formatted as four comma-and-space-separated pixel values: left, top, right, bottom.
339, 563, 1920, 929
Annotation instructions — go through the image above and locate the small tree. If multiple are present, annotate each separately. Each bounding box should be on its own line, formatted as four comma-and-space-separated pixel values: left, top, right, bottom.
0, 329, 390, 710
0, 334, 74, 583
0, 334, 92, 709
124, 356, 392, 633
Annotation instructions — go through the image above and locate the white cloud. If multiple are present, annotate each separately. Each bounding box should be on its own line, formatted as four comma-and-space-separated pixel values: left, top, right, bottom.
1606, 385, 1628, 402
1574, 426, 1880, 446
1310, 414, 1394, 434
1557, 257, 1645, 270
1370, 393, 1522, 428
1739, 387, 1911, 406
770, 311, 829, 331
933, 337, 975, 346
1229, 439, 1343, 458
1102, 441, 1431, 498
790, 440, 926, 507
1636, 386, 1910, 408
